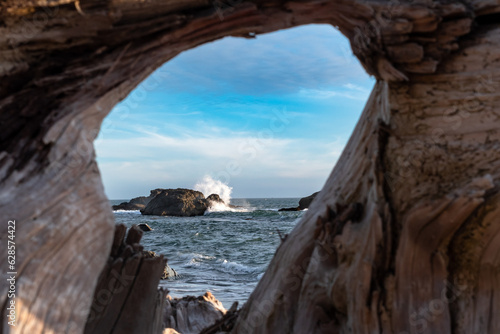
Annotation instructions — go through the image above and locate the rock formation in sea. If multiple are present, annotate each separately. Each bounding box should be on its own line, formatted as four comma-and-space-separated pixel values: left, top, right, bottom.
141, 188, 227, 217
112, 189, 163, 210
278, 191, 319, 211
297, 192, 319, 209
2, 1, 500, 333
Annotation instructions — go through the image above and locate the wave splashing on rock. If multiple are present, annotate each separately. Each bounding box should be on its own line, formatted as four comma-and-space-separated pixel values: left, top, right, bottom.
194, 175, 232, 204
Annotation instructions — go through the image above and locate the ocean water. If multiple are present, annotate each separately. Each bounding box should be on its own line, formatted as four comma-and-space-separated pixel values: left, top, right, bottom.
110, 198, 304, 308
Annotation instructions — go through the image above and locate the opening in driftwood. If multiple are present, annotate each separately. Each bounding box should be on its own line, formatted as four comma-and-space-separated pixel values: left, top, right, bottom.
1, 1, 499, 333
93, 23, 374, 315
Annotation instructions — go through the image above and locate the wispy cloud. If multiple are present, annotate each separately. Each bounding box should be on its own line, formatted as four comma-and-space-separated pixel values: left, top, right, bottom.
144, 24, 371, 96
96, 126, 345, 198
298, 83, 371, 101
95, 24, 375, 198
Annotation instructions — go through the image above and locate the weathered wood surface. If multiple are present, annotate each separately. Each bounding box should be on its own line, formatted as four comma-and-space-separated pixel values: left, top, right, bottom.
235, 23, 500, 334
84, 224, 166, 334
0, 0, 499, 333
163, 292, 227, 334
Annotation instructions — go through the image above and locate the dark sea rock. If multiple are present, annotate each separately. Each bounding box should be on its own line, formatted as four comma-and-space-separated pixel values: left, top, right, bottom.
278, 192, 319, 212
138, 223, 153, 231
141, 188, 208, 217
278, 207, 301, 212
112, 189, 162, 211
162, 264, 179, 279
207, 193, 224, 204
142, 250, 178, 279
298, 192, 319, 210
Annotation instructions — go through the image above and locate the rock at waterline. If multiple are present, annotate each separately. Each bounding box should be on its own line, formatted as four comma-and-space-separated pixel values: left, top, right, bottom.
138, 223, 153, 231
112, 189, 163, 210
142, 251, 179, 279
278, 207, 301, 212
298, 191, 319, 210
141, 188, 208, 216
278, 191, 319, 211
162, 264, 178, 279
206, 193, 224, 204
141, 188, 230, 217
207, 193, 241, 210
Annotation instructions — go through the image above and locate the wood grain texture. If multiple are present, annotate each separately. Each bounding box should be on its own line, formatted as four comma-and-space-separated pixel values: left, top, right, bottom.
0, 0, 499, 333
234, 23, 500, 334
84, 225, 166, 334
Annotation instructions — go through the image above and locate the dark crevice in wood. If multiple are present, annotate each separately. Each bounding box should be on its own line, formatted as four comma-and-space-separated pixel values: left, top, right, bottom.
374, 117, 398, 325
476, 12, 500, 26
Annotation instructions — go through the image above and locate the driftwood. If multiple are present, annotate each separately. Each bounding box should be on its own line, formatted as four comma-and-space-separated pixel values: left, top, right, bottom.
0, 0, 499, 333
200, 301, 239, 334
84, 224, 166, 334
235, 27, 500, 333
163, 292, 227, 334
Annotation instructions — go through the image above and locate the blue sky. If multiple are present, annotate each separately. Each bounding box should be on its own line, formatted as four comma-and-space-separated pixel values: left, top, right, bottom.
95, 24, 375, 200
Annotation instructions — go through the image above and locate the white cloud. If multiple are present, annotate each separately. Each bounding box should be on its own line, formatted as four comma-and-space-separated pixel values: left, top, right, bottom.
95, 128, 345, 199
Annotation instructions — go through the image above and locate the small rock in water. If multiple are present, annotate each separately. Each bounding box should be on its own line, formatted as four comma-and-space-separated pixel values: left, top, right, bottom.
162, 263, 179, 279
207, 193, 225, 204
278, 207, 301, 212
138, 223, 153, 231
142, 250, 179, 279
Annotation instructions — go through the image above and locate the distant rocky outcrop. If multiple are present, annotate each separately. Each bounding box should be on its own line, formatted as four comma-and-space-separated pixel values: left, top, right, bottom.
278, 192, 319, 212
112, 189, 163, 211
141, 188, 228, 217
298, 192, 319, 210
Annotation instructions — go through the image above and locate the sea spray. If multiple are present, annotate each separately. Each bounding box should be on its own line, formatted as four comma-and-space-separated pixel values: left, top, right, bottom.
194, 175, 233, 204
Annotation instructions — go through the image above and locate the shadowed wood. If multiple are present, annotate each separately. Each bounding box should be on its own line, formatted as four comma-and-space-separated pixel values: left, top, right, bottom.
84, 225, 166, 334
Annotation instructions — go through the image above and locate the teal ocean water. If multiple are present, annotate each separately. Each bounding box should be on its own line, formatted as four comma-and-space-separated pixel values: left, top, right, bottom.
110, 198, 304, 308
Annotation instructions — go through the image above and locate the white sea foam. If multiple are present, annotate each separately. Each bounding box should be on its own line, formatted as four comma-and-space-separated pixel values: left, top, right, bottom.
194, 175, 232, 204
218, 259, 255, 274
113, 209, 141, 214
194, 175, 251, 212
205, 203, 250, 213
